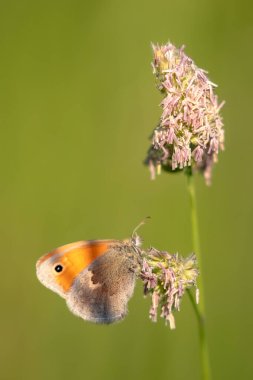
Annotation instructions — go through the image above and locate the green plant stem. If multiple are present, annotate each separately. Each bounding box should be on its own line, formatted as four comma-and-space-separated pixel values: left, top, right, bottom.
187, 172, 212, 380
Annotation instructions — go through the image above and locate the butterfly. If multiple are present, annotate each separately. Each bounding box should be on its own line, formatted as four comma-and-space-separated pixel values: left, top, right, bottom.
36, 226, 145, 324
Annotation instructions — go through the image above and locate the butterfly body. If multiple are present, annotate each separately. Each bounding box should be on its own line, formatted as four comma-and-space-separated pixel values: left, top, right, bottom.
36, 238, 141, 324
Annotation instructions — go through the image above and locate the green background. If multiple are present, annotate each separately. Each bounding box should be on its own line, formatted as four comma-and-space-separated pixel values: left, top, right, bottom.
0, 0, 252, 379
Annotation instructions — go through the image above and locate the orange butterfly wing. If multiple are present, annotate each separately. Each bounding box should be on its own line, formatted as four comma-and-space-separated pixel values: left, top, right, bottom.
37, 240, 116, 293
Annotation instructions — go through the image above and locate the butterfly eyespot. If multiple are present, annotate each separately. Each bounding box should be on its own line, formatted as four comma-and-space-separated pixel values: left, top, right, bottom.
54, 264, 63, 273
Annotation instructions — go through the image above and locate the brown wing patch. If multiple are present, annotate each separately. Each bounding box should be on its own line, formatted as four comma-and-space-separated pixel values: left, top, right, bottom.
67, 247, 139, 323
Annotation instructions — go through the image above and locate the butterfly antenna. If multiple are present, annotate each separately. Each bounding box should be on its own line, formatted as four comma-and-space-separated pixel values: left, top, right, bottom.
131, 216, 151, 245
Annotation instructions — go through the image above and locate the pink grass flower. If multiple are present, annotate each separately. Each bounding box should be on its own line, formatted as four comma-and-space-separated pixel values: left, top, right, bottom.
145, 42, 225, 185
139, 247, 199, 329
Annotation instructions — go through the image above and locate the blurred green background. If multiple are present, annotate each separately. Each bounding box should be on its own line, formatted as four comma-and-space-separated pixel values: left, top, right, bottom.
0, 0, 252, 379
